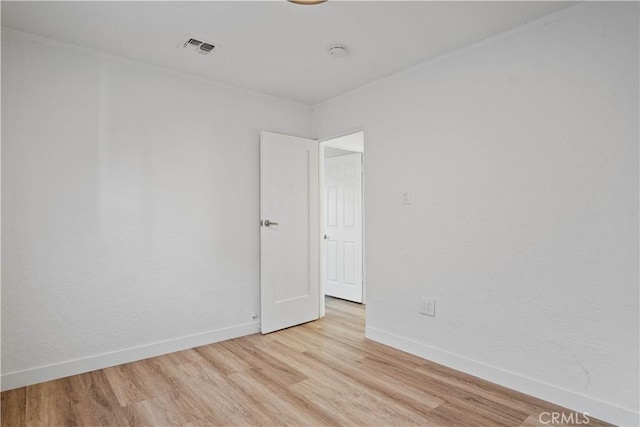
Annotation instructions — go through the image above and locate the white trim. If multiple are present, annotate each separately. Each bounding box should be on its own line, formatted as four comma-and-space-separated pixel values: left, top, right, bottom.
1, 321, 260, 391
366, 326, 640, 427
319, 131, 366, 307
319, 142, 326, 319
313, 2, 599, 110
317, 127, 365, 144
321, 131, 364, 153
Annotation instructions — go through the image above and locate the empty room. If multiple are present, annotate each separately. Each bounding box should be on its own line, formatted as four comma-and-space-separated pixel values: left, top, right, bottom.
1, 1, 638, 426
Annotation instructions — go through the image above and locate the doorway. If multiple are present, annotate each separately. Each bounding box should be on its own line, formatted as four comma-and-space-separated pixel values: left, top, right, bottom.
320, 131, 365, 308
259, 130, 363, 333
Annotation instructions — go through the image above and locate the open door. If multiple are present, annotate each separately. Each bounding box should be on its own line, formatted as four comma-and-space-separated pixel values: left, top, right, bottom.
324, 152, 363, 303
260, 131, 319, 334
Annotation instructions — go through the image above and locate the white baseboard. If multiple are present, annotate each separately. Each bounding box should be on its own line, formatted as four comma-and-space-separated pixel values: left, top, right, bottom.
1, 321, 260, 392
366, 326, 639, 427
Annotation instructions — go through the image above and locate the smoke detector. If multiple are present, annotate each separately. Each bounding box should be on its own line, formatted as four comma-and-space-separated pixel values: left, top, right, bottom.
181, 36, 216, 55
328, 45, 347, 58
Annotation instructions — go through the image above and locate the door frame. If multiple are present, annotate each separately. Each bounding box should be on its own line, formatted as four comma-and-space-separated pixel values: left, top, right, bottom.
318, 130, 365, 318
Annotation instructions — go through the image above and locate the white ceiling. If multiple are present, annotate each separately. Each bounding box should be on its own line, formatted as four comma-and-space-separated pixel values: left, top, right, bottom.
1, 1, 577, 105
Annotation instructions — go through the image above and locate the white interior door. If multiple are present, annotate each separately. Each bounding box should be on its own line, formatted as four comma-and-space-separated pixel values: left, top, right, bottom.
324, 153, 363, 303
260, 131, 319, 334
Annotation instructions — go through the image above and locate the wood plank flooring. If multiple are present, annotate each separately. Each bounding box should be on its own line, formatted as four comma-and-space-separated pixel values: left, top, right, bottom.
2, 297, 612, 427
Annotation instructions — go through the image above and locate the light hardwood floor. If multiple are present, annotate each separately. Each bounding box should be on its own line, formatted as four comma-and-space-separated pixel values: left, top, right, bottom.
2, 297, 611, 427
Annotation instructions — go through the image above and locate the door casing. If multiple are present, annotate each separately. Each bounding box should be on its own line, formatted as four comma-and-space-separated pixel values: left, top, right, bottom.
318, 131, 365, 318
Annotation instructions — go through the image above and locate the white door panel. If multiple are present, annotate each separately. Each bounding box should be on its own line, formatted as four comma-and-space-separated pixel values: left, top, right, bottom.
324, 153, 363, 303
260, 131, 319, 334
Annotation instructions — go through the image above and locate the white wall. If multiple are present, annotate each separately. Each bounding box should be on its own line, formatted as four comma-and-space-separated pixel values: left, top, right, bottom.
1, 30, 311, 388
313, 3, 638, 425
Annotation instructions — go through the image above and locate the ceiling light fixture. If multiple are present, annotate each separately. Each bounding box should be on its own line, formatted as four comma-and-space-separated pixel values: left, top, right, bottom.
287, 0, 327, 5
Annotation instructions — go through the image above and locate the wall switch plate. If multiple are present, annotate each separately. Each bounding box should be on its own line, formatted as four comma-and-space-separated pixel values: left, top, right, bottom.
420, 298, 436, 317
401, 190, 412, 205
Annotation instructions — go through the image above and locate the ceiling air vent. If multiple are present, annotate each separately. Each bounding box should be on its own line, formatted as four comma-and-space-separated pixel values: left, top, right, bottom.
199, 43, 215, 53
181, 36, 216, 55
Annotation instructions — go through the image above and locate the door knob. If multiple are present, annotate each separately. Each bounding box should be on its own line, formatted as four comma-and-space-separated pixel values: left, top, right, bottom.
263, 219, 279, 227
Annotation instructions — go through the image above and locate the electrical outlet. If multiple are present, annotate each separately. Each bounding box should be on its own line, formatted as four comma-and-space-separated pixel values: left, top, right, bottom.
420, 298, 436, 317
